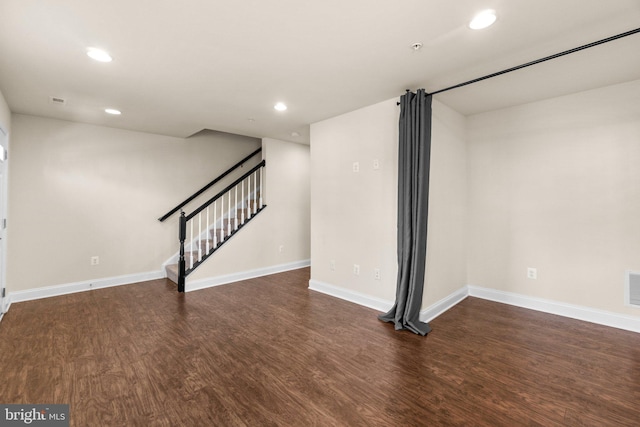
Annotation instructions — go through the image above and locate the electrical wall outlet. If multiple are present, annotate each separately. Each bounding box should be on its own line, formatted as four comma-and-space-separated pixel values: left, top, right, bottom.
330, 260, 336, 271
352, 162, 360, 173
91, 256, 99, 266
278, 245, 284, 253
373, 159, 380, 170
527, 267, 537, 279
374, 268, 381, 280
353, 264, 360, 276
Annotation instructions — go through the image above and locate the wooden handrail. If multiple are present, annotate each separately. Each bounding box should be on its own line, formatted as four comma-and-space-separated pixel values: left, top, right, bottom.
158, 147, 262, 222
186, 160, 265, 221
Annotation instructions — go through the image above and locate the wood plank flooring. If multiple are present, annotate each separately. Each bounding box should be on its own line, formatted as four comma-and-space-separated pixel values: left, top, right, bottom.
1, 267, 639, 426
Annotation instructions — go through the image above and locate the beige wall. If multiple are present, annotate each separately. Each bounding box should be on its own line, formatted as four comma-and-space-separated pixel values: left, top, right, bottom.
310, 99, 398, 301
187, 138, 310, 281
9, 74, 639, 322
8, 114, 260, 292
467, 79, 640, 316
0, 89, 9, 312
425, 99, 468, 305
0, 89, 9, 133
310, 97, 468, 308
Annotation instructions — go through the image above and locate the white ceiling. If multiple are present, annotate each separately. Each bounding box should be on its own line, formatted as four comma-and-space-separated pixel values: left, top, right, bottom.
1, 0, 639, 144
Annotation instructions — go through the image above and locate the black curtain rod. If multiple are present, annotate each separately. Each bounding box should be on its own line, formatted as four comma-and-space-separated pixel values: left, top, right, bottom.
400, 26, 640, 101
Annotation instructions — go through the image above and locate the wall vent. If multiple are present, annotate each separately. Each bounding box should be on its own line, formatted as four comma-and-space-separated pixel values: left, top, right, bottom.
627, 271, 640, 307
49, 96, 66, 106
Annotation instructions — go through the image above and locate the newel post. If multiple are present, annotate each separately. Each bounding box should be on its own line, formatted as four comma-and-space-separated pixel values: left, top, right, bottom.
178, 211, 186, 293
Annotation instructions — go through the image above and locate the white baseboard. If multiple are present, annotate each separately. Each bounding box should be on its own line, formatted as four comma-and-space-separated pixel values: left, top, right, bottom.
308, 280, 468, 323
8, 270, 165, 304
307, 280, 394, 313
186, 259, 310, 292
419, 286, 469, 323
6, 265, 638, 334
468, 285, 640, 334
306, 280, 640, 334
1, 296, 10, 317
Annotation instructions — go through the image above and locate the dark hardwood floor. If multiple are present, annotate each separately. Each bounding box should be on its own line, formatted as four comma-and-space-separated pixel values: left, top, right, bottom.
1, 268, 639, 426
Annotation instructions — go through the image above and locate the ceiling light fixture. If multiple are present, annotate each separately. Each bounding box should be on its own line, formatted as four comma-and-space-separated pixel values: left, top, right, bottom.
87, 47, 112, 62
105, 108, 121, 115
469, 10, 497, 30
274, 102, 287, 111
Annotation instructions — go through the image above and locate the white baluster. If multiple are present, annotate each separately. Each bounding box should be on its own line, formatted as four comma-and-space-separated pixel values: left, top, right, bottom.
198, 213, 202, 262
190, 220, 194, 269
220, 195, 225, 241
253, 171, 258, 214
259, 167, 263, 209
206, 206, 210, 254
247, 174, 252, 219
213, 200, 217, 247
234, 186, 238, 230
241, 178, 245, 224
227, 190, 231, 236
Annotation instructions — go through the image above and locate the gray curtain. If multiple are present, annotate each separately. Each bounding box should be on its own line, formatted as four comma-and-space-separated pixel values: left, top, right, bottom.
378, 89, 432, 336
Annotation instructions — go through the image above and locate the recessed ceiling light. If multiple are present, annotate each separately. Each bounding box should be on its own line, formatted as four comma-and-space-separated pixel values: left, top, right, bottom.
291, 132, 300, 137
105, 108, 121, 115
274, 102, 287, 111
87, 47, 112, 62
469, 10, 497, 30
411, 42, 423, 51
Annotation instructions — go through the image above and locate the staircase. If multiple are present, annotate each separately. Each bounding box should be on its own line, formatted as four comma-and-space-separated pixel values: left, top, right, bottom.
164, 195, 264, 285
158, 148, 266, 292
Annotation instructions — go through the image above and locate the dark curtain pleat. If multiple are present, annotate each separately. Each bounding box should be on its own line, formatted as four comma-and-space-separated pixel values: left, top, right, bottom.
378, 89, 432, 336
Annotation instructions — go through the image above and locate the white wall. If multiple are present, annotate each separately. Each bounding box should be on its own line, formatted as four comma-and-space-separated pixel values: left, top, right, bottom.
0, 89, 9, 133
310, 97, 468, 309
467, 79, 640, 317
0, 89, 10, 313
187, 138, 310, 283
8, 114, 260, 292
425, 99, 468, 306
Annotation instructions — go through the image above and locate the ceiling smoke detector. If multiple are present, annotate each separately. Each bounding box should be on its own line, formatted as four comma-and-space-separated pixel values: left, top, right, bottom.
49, 96, 66, 106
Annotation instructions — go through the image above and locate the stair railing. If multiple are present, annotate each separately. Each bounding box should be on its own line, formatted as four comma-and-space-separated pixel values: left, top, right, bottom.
158, 147, 262, 222
177, 160, 266, 291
